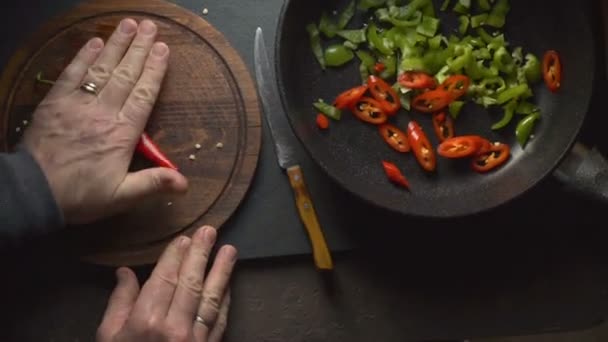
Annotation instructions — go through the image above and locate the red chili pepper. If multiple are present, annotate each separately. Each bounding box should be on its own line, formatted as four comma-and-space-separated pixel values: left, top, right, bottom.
412, 89, 453, 113
440, 75, 471, 100
407, 121, 436, 172
316, 113, 330, 130
374, 63, 386, 73
543, 50, 562, 93
368, 75, 400, 115
378, 124, 410, 153
398, 71, 436, 89
136, 133, 179, 171
472, 142, 511, 173
352, 97, 388, 125
382, 161, 410, 189
431, 112, 454, 142
333, 85, 368, 110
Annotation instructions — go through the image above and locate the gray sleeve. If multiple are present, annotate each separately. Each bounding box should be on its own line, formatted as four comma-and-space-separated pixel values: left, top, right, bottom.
0, 147, 64, 247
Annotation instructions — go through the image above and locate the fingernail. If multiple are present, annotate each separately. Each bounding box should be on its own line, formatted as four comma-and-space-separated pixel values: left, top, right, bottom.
222, 246, 238, 262
140, 20, 157, 35
152, 42, 168, 57
203, 226, 217, 243
120, 19, 137, 34
88, 38, 103, 50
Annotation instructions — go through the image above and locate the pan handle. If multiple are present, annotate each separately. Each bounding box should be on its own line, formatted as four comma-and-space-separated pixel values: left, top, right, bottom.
554, 143, 608, 203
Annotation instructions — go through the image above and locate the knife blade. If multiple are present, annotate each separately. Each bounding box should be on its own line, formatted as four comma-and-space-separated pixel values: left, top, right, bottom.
254, 27, 333, 271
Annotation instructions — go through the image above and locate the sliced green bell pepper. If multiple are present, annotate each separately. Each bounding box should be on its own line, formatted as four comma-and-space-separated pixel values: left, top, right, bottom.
338, 1, 356, 29
473, 48, 492, 60
379, 54, 397, 79
496, 83, 529, 105
306, 23, 325, 70
337, 29, 367, 44
428, 35, 443, 50
313, 100, 342, 120
343, 41, 359, 50
378, 8, 422, 27
319, 12, 338, 38
475, 95, 498, 108
512, 46, 523, 66
400, 56, 427, 72
486, 0, 510, 28
471, 13, 488, 28
477, 28, 505, 46
477, 0, 491, 11
492, 46, 515, 74
458, 15, 470, 35
491, 99, 517, 130
417, 15, 440, 37
516, 101, 539, 115
422, 1, 436, 17
516, 111, 541, 147
359, 62, 370, 83
368, 23, 394, 55
324, 45, 355, 67
449, 101, 465, 119
453, 0, 471, 14
356, 50, 376, 73
523, 53, 541, 83
440, 0, 451, 11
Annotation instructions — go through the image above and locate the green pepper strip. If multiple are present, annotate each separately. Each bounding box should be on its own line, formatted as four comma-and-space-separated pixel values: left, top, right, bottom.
368, 23, 394, 55
486, 0, 510, 28
324, 45, 355, 67
359, 63, 370, 83
338, 1, 356, 29
358, 0, 387, 11
428, 35, 443, 50
496, 83, 529, 105
417, 15, 440, 38
458, 16, 470, 35
516, 112, 540, 147
440, 0, 451, 11
449, 101, 465, 119
492, 46, 515, 74
337, 29, 367, 44
516, 101, 539, 115
477, 0, 491, 11
319, 12, 338, 38
512, 46, 523, 65
357, 50, 377, 75
492, 99, 517, 130
471, 13, 488, 28
523, 53, 541, 83
395, 0, 430, 18
379, 54, 397, 79
421, 2, 436, 17
343, 41, 359, 50
473, 48, 491, 60
313, 101, 342, 120
377, 8, 422, 27
400, 56, 427, 73
453, 0, 471, 14
477, 28, 504, 46
306, 23, 326, 70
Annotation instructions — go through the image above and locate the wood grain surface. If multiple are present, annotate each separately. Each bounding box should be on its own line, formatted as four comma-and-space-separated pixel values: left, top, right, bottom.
0, 0, 261, 265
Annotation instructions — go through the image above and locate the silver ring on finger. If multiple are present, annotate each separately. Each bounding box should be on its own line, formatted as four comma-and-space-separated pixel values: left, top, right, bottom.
194, 315, 211, 328
79, 81, 99, 96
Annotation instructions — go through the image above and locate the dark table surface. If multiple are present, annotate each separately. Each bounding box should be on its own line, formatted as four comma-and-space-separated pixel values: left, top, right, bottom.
2, 0, 608, 341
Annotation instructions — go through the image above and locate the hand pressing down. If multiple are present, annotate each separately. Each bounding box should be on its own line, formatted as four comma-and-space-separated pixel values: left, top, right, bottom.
97, 226, 236, 342
23, 18, 188, 224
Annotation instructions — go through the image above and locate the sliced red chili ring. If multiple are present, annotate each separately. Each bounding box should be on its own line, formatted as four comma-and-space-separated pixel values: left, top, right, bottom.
398, 71, 437, 89
432, 112, 455, 142
412, 89, 453, 113
316, 113, 329, 130
334, 85, 368, 110
543, 50, 562, 93
379, 124, 410, 153
407, 121, 436, 172
440, 75, 471, 100
437, 136, 482, 159
368, 75, 400, 115
382, 161, 410, 189
352, 97, 388, 125
374, 63, 386, 73
472, 142, 511, 173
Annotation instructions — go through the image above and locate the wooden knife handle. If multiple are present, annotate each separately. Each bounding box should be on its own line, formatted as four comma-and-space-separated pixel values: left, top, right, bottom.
287, 165, 334, 271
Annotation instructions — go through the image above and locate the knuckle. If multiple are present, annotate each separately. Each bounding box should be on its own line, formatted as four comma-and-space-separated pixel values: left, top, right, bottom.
112, 66, 138, 88
131, 86, 156, 108
153, 271, 179, 289
129, 42, 148, 55
88, 64, 112, 83
202, 292, 222, 317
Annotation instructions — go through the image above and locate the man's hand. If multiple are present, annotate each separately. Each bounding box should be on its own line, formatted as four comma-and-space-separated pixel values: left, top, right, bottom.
97, 226, 236, 342
23, 18, 188, 224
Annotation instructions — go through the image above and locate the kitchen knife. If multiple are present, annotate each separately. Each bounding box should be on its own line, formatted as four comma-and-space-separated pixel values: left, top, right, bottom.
254, 27, 333, 271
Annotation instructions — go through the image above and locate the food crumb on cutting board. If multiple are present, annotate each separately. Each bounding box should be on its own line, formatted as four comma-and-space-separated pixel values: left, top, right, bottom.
202, 8, 209, 15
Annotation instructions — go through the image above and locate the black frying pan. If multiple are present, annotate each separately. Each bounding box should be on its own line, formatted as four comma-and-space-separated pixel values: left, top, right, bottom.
276, 0, 600, 218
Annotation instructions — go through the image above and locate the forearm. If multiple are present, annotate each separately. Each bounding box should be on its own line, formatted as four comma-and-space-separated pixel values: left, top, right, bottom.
0, 146, 63, 247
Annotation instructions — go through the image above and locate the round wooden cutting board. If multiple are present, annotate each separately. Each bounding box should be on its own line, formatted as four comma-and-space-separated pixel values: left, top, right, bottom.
0, 0, 261, 265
